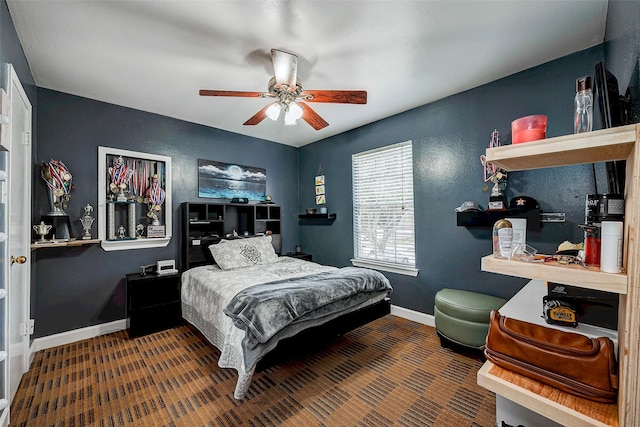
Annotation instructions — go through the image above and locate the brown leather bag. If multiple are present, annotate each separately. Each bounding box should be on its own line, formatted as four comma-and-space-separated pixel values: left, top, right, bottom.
484, 310, 618, 403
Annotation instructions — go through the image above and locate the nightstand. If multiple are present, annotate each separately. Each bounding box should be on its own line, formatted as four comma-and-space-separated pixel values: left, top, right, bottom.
126, 271, 182, 338
284, 252, 313, 262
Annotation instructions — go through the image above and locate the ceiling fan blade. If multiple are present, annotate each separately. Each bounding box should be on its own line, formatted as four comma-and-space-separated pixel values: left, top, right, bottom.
301, 90, 367, 104
243, 103, 273, 126
199, 90, 265, 98
271, 49, 297, 91
299, 102, 329, 130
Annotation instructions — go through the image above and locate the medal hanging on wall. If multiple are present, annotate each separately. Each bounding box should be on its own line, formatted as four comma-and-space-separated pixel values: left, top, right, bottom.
131, 159, 149, 203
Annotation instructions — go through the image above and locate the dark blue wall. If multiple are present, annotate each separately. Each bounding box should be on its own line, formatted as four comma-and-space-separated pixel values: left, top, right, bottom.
2, 0, 638, 337
32, 90, 299, 337
298, 46, 606, 314
0, 1, 34, 102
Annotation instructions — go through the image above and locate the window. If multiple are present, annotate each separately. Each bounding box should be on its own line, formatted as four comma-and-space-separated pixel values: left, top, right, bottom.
351, 141, 418, 276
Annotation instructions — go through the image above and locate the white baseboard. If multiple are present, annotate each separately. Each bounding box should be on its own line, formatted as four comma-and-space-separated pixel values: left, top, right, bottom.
391, 304, 435, 327
27, 306, 432, 357
30, 319, 127, 356
0, 407, 8, 427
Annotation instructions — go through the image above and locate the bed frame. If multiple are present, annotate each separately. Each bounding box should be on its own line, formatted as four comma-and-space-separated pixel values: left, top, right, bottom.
256, 297, 391, 371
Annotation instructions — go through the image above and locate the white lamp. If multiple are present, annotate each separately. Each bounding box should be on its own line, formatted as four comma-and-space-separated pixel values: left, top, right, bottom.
284, 102, 303, 126
266, 103, 281, 121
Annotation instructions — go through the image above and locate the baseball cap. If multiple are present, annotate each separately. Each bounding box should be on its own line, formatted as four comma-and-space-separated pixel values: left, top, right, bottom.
455, 201, 483, 212
509, 196, 539, 211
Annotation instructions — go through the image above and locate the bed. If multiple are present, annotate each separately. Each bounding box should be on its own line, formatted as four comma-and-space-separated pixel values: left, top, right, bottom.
181, 235, 392, 399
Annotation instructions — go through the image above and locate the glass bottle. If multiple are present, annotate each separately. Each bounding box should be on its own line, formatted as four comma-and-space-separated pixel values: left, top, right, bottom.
574, 76, 593, 133
493, 219, 513, 259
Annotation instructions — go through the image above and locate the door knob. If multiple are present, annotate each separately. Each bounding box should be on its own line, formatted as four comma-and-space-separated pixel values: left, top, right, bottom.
10, 255, 26, 265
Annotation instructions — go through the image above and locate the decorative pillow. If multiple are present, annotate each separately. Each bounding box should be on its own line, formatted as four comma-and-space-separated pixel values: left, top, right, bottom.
208, 235, 278, 270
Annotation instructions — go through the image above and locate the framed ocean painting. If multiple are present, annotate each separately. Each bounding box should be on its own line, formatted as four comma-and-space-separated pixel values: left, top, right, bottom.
198, 159, 266, 200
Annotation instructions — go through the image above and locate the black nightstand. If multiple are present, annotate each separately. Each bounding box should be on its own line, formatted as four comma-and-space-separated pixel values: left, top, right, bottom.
284, 252, 313, 262
126, 272, 182, 338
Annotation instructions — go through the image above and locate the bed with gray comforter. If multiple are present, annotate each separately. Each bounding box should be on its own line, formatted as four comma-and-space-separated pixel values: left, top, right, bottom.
181, 257, 392, 399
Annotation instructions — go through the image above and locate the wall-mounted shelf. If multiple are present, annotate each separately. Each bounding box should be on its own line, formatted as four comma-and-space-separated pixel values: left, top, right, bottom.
298, 213, 336, 220
481, 254, 627, 294
457, 209, 540, 230
31, 238, 101, 249
484, 125, 635, 171
478, 361, 617, 426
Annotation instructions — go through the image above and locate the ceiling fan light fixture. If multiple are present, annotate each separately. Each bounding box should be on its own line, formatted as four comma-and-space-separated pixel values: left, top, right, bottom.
200, 47, 366, 130
265, 103, 281, 121
284, 102, 303, 125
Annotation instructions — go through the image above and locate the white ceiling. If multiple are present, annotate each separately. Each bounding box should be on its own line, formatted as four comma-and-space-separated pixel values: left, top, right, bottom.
7, 1, 608, 148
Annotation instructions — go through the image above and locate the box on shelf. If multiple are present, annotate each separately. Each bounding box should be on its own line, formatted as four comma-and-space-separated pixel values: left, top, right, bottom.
546, 282, 618, 330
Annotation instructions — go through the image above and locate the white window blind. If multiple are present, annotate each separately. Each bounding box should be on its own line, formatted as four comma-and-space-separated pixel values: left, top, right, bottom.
352, 141, 417, 276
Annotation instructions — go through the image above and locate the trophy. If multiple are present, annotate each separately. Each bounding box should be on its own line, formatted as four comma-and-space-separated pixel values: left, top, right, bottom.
482, 130, 507, 211
79, 204, 95, 240
41, 160, 73, 216
146, 174, 166, 236
33, 221, 52, 243
109, 156, 133, 202
487, 172, 507, 211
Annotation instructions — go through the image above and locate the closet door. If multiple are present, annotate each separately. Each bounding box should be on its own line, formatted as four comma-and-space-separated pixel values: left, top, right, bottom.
5, 64, 32, 426
0, 115, 7, 426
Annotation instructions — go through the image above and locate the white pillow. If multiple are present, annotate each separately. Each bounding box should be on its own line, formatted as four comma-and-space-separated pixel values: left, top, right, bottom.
208, 235, 278, 270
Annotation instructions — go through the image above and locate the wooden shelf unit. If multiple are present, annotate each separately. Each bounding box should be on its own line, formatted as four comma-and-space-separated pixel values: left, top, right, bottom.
477, 124, 640, 426
484, 125, 636, 171
478, 362, 618, 427
481, 255, 627, 294
31, 238, 100, 249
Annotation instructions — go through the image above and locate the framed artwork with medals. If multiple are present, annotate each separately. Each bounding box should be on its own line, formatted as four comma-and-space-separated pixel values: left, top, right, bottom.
97, 146, 172, 251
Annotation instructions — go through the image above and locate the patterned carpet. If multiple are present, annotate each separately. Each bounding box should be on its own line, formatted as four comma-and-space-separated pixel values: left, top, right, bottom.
10, 315, 496, 426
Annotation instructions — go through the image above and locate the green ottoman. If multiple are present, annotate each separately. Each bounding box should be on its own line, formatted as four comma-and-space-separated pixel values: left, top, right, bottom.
434, 288, 506, 350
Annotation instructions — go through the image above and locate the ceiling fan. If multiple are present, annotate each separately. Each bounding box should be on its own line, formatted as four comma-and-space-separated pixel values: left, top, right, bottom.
199, 49, 367, 130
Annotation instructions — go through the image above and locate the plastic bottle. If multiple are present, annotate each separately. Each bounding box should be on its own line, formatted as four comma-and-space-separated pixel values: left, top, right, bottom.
600, 221, 623, 273
574, 76, 593, 133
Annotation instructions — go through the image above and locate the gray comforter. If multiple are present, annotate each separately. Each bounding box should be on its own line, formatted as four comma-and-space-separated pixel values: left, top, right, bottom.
224, 266, 392, 360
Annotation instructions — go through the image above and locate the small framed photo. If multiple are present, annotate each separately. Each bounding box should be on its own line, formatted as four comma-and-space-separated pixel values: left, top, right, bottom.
315, 175, 325, 185
147, 225, 166, 238
315, 185, 325, 195
316, 195, 326, 204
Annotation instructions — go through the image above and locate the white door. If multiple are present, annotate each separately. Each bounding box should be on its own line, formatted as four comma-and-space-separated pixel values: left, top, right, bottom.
7, 64, 32, 404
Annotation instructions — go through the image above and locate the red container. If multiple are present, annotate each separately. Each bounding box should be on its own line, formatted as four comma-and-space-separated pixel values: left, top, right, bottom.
512, 115, 548, 144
